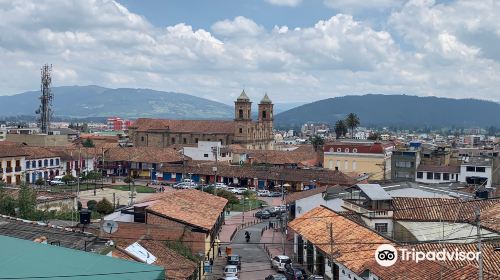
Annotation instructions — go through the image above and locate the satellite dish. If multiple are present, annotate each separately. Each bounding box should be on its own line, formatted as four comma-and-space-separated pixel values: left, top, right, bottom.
102, 220, 119, 234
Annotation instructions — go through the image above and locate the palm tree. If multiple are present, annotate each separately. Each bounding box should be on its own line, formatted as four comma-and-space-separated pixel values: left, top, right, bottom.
334, 120, 347, 139
345, 113, 360, 139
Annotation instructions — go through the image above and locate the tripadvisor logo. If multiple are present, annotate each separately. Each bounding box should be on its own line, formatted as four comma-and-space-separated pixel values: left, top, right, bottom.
375, 244, 481, 267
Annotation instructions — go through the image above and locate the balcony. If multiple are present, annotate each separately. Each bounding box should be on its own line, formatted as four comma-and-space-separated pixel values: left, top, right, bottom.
342, 200, 393, 219
15, 166, 22, 172
5, 167, 12, 173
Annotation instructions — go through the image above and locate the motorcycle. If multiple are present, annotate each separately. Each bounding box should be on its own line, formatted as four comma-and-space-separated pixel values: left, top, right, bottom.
245, 231, 251, 243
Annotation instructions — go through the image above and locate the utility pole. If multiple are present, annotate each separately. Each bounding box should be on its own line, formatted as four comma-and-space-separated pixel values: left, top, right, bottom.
476, 206, 483, 280
329, 222, 334, 275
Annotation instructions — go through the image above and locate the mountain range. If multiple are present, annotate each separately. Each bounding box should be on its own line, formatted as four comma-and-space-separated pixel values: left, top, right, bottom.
1, 87, 499, 128
274, 94, 500, 128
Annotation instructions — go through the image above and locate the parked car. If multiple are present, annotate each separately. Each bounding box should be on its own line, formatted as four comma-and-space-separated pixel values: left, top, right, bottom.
255, 210, 271, 219
284, 266, 305, 280
307, 275, 324, 280
227, 187, 236, 193
226, 255, 241, 270
49, 176, 65, 186
224, 265, 238, 277
269, 191, 282, 197
270, 255, 291, 272
266, 207, 279, 217
233, 187, 248, 194
215, 182, 228, 189
265, 274, 287, 280
257, 190, 271, 197
174, 182, 197, 189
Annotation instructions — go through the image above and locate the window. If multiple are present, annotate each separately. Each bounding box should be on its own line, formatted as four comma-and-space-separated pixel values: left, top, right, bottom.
427, 172, 433, 179
352, 148, 357, 153
171, 137, 175, 144
219, 139, 223, 144
329, 160, 333, 169
352, 160, 357, 170
466, 166, 475, 172
417, 172, 423, 179
141, 136, 144, 142
434, 172, 441, 180
336, 160, 340, 169
443, 173, 450, 180
239, 109, 243, 119
26, 161, 30, 169
32, 161, 36, 168
375, 223, 388, 233
204, 154, 209, 158
476, 167, 486, 172
195, 138, 199, 143
38, 160, 42, 167
55, 159, 59, 165
451, 174, 454, 179
50, 159, 54, 166
329, 148, 334, 152
262, 110, 266, 119
344, 160, 348, 170
396, 161, 411, 168
337, 148, 341, 152
15, 160, 20, 167
183, 138, 187, 144
345, 148, 349, 153
44, 159, 48, 167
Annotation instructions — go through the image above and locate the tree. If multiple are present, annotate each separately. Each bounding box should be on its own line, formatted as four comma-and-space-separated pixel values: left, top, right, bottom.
87, 200, 97, 211
95, 198, 113, 215
35, 177, 45, 187
345, 113, 360, 139
0, 187, 17, 216
334, 120, 348, 139
368, 132, 382, 141
18, 184, 36, 219
310, 135, 325, 151
82, 138, 94, 148
61, 174, 75, 185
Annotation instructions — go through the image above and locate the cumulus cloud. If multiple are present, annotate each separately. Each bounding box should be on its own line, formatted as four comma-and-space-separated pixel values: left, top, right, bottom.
324, 0, 404, 13
0, 0, 499, 103
265, 0, 302, 7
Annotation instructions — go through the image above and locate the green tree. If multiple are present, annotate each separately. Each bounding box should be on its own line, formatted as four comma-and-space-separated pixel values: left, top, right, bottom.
95, 198, 113, 215
334, 120, 348, 139
87, 200, 97, 211
35, 177, 45, 187
61, 174, 75, 185
345, 113, 360, 139
310, 135, 325, 151
0, 187, 17, 216
368, 132, 382, 141
82, 138, 95, 147
18, 184, 36, 219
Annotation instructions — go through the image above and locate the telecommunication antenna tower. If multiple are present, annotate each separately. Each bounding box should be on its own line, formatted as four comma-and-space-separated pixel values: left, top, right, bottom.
36, 64, 53, 134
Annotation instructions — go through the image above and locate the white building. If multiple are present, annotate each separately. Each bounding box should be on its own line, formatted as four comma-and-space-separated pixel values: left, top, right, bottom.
182, 141, 231, 162
458, 157, 493, 187
415, 165, 460, 184
0, 125, 6, 142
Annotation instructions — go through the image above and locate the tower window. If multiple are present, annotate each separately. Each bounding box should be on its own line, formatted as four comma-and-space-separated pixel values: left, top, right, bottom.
262, 110, 267, 119
239, 109, 243, 119
171, 137, 175, 144
183, 138, 187, 144
239, 128, 243, 134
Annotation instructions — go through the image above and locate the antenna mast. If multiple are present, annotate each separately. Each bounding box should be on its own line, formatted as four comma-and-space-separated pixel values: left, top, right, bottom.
37, 64, 53, 134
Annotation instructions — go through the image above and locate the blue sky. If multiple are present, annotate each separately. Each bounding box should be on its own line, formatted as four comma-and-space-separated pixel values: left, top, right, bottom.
0, 0, 499, 104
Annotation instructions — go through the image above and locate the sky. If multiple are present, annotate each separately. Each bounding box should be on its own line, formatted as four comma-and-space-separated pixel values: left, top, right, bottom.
0, 0, 499, 104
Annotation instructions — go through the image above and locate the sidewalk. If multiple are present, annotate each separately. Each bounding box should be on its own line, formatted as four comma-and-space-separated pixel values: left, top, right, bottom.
219, 209, 260, 243
260, 224, 294, 259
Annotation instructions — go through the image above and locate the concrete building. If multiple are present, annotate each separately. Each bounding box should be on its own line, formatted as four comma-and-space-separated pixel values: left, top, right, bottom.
415, 165, 460, 184
458, 156, 493, 187
0, 124, 6, 141
129, 91, 275, 150
323, 141, 394, 180
0, 143, 27, 185
182, 141, 232, 162
391, 148, 421, 181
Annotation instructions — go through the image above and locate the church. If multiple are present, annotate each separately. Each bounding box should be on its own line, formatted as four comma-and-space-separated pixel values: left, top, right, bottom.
129, 90, 274, 150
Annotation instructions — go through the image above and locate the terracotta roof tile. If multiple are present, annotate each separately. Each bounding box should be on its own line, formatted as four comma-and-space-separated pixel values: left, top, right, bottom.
393, 197, 500, 231
132, 118, 235, 134
0, 142, 29, 158
105, 147, 184, 163
21, 146, 60, 160
146, 189, 227, 231
285, 186, 329, 204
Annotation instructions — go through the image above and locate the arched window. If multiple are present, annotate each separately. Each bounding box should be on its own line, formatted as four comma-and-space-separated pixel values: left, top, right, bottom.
353, 148, 357, 153
345, 148, 349, 153
262, 110, 267, 119
239, 109, 243, 119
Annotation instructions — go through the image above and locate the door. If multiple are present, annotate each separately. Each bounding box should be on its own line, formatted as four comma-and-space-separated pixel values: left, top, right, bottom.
306, 242, 314, 273
297, 236, 304, 264
316, 252, 325, 276
6, 176, 11, 184
15, 175, 21, 185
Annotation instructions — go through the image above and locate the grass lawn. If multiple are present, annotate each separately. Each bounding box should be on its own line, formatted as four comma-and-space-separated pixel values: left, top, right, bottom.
47, 183, 97, 193
230, 198, 267, 212
109, 185, 156, 193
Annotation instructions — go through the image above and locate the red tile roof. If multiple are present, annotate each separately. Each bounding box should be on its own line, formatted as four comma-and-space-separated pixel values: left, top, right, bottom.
146, 189, 228, 231
0, 142, 29, 158
105, 147, 184, 163
285, 186, 329, 204
131, 118, 235, 134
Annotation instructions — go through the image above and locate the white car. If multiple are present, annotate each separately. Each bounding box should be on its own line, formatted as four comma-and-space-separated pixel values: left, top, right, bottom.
233, 188, 248, 195
271, 255, 291, 272
215, 182, 228, 189
224, 265, 238, 277
174, 182, 197, 189
257, 190, 270, 197
49, 180, 65, 186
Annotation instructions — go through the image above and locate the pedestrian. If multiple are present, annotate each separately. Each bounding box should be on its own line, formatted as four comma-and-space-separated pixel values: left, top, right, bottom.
217, 246, 222, 257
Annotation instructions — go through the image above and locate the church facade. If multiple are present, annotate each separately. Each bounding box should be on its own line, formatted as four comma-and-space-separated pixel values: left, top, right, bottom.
129, 91, 274, 150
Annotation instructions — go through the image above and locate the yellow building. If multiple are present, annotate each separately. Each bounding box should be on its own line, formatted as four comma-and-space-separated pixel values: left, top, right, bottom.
0, 143, 27, 185
323, 141, 394, 180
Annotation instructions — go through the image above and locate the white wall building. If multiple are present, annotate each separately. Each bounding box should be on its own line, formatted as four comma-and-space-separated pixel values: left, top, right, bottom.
182, 141, 231, 162
458, 157, 493, 187
415, 165, 460, 184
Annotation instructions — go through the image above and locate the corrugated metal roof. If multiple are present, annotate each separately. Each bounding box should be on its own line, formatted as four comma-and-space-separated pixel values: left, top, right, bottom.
356, 184, 392, 200
0, 235, 164, 280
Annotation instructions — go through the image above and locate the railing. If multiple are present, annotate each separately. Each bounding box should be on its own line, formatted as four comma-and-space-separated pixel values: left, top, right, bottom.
343, 201, 393, 218
5, 167, 12, 173
15, 166, 22, 172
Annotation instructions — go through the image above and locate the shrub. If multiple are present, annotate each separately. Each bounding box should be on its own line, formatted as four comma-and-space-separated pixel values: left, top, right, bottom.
216, 190, 239, 205
87, 200, 97, 211
95, 198, 113, 215
35, 178, 45, 186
